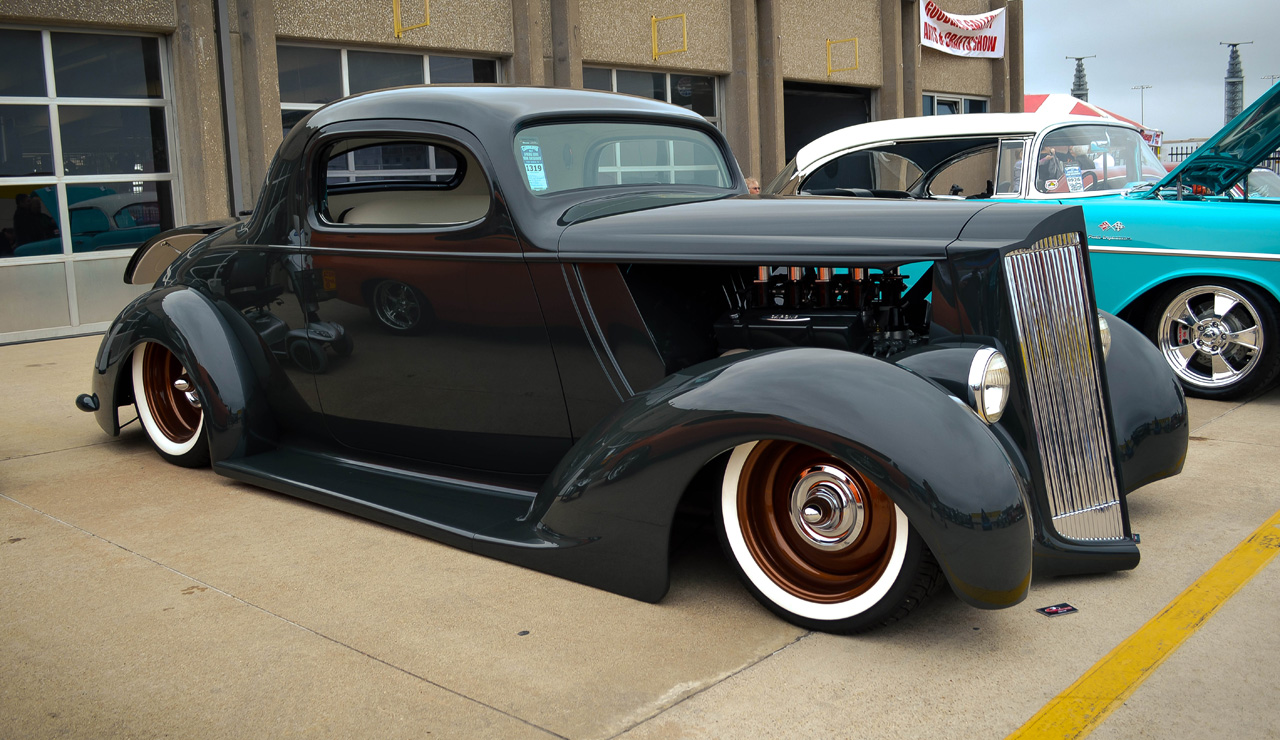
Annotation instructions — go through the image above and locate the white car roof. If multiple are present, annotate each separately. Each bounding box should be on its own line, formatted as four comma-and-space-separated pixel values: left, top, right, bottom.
795, 113, 1141, 172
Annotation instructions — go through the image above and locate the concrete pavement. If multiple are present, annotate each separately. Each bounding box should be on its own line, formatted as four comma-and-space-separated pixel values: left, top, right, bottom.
2, 335, 1277, 739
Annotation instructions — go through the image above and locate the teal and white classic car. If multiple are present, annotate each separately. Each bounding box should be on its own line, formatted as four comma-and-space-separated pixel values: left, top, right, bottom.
767, 84, 1280, 399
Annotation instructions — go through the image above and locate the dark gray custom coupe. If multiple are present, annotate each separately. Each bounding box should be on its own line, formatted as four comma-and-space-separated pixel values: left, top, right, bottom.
78, 87, 1188, 633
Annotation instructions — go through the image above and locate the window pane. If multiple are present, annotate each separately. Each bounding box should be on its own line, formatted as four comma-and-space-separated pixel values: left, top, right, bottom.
282, 109, 311, 138
922, 95, 934, 115
348, 50, 424, 94
616, 70, 665, 101
59, 106, 169, 175
0, 105, 55, 176
965, 99, 988, 114
672, 75, 715, 117
937, 99, 959, 115
5, 185, 62, 258
278, 46, 342, 104
0, 30, 47, 97
60, 180, 173, 253
583, 67, 612, 91
997, 141, 1026, 194
429, 56, 496, 84
52, 33, 162, 99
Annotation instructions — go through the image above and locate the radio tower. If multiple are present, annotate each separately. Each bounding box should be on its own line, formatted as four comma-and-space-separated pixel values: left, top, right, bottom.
1067, 56, 1095, 101
1222, 42, 1253, 123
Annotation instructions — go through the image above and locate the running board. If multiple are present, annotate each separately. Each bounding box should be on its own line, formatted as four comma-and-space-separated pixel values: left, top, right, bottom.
214, 447, 538, 553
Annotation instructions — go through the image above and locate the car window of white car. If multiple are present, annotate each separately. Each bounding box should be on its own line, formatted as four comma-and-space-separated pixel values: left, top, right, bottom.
928, 147, 997, 198
996, 140, 1027, 195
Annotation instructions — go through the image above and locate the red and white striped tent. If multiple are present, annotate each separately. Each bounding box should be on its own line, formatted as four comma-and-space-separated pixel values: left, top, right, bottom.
1024, 94, 1163, 148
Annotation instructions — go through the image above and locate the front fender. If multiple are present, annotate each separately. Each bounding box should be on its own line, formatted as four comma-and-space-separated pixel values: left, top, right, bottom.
90, 285, 276, 462
1102, 311, 1189, 492
498, 348, 1033, 608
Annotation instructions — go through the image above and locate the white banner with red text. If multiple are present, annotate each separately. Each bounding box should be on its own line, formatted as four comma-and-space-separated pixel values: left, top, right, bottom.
920, 1, 1006, 58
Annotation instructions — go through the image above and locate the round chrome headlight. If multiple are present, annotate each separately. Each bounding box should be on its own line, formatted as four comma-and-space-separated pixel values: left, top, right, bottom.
1098, 312, 1112, 360
967, 348, 1010, 424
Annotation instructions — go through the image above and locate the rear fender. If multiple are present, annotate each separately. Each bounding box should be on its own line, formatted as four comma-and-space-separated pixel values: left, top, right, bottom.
90, 285, 276, 462
504, 347, 1033, 607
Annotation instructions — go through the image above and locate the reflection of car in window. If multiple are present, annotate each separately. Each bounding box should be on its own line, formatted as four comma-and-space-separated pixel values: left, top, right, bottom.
770, 83, 1280, 400
13, 192, 164, 256
79, 86, 1187, 635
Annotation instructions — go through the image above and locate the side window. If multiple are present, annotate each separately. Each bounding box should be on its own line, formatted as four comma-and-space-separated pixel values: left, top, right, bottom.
928, 148, 997, 197
996, 140, 1027, 194
319, 139, 490, 227
801, 151, 922, 194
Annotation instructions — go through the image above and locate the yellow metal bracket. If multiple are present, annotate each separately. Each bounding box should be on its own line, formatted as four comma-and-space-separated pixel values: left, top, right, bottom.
827, 37, 859, 75
652, 14, 688, 60
393, 0, 430, 38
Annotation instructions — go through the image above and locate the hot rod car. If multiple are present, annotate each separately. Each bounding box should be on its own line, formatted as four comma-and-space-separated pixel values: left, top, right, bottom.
77, 87, 1187, 633
767, 83, 1280, 400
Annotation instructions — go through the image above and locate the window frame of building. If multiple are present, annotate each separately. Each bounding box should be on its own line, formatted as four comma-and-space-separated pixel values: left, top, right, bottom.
581, 66, 723, 129
0, 25, 180, 341
277, 43, 502, 137
921, 93, 989, 116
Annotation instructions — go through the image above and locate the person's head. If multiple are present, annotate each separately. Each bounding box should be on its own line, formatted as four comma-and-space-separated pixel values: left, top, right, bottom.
15, 194, 28, 208
745, 177, 761, 195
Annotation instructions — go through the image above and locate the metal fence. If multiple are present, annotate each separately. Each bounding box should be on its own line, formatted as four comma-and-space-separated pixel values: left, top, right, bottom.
1164, 143, 1280, 173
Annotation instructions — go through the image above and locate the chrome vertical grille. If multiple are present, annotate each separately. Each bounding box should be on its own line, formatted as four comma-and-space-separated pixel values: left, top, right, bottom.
1003, 233, 1124, 540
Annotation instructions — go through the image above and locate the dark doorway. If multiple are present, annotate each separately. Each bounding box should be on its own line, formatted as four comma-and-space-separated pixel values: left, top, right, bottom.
783, 82, 872, 164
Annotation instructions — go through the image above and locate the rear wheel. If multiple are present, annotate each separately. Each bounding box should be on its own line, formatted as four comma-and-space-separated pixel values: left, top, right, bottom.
132, 342, 210, 468
1147, 280, 1280, 400
718, 440, 942, 633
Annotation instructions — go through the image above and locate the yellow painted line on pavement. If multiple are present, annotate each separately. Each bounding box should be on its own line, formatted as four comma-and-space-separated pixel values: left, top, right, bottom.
1008, 509, 1280, 740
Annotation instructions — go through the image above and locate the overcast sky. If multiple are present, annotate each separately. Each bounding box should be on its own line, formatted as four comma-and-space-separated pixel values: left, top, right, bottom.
1022, 0, 1280, 141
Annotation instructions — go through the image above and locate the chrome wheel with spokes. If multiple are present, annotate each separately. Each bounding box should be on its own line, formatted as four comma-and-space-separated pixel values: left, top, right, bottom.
132, 342, 210, 467
370, 280, 428, 334
718, 440, 942, 633
1149, 281, 1280, 399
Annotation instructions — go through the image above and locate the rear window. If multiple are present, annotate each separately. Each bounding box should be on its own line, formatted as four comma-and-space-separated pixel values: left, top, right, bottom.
514, 121, 733, 195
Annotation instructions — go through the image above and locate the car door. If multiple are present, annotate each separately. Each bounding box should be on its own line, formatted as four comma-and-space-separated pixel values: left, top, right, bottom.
299, 121, 573, 475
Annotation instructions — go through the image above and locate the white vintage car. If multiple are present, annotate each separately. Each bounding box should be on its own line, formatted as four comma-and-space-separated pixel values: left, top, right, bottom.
768, 86, 1280, 400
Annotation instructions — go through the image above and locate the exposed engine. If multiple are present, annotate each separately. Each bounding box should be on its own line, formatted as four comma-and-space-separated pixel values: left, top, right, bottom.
713, 265, 930, 358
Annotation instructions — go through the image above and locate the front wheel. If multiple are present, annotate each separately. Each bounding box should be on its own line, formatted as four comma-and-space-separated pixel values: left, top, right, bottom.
132, 342, 210, 468
718, 440, 943, 633
1147, 280, 1280, 400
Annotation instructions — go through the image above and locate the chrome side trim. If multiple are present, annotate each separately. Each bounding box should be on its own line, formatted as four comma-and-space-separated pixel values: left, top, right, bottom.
1004, 232, 1125, 541
1089, 245, 1280, 262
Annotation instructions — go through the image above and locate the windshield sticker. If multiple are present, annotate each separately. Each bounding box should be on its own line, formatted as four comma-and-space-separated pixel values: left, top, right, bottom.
1045, 179, 1059, 191
1064, 164, 1084, 193
519, 139, 549, 192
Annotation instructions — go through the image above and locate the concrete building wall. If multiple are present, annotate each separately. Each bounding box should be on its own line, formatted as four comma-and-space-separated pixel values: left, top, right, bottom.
779, 0, 882, 88
579, 1, 732, 73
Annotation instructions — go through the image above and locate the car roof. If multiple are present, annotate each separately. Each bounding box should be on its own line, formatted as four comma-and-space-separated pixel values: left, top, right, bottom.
794, 112, 1139, 171
304, 84, 709, 132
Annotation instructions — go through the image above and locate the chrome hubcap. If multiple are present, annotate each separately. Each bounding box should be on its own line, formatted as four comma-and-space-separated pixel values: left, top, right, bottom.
789, 465, 865, 551
1159, 286, 1263, 388
172, 377, 201, 408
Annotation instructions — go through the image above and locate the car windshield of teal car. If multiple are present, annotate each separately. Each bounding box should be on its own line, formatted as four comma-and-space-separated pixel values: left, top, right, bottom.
1032, 124, 1165, 195
513, 121, 734, 196
1149, 81, 1280, 198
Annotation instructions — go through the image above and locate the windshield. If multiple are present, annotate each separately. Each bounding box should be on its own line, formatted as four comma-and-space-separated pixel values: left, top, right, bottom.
1033, 124, 1164, 195
514, 122, 733, 195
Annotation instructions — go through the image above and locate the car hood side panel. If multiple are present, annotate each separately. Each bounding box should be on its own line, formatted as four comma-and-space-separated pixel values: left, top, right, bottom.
557, 197, 994, 263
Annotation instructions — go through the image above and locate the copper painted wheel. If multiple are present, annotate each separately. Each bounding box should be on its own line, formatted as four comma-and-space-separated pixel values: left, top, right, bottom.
720, 440, 928, 630
132, 342, 208, 466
